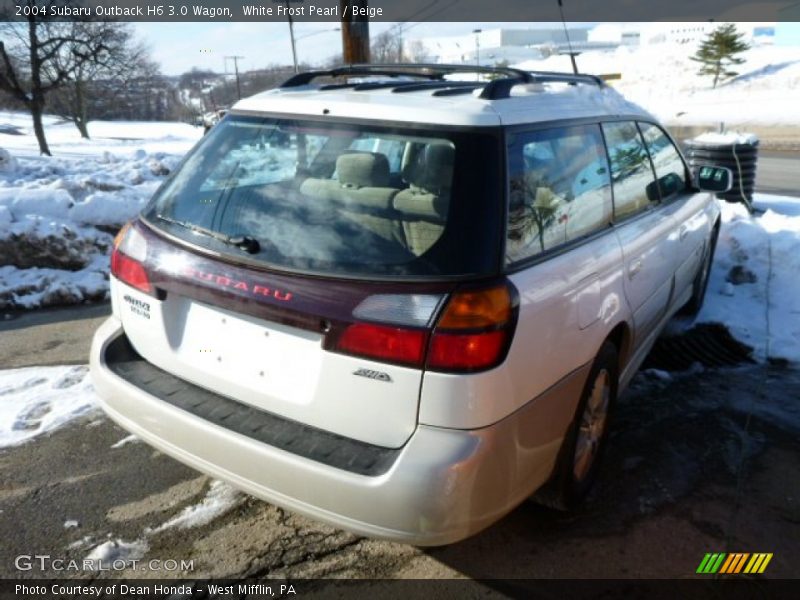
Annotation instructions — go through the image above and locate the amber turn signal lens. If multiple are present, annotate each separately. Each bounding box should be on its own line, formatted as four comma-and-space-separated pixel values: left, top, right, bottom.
437, 285, 512, 329
113, 222, 132, 249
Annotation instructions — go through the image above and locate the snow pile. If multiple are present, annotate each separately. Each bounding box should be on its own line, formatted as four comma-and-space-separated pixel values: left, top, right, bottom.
0, 253, 110, 309
110, 434, 140, 449
514, 44, 800, 128
149, 480, 242, 533
0, 365, 99, 448
695, 194, 800, 363
84, 538, 149, 567
691, 132, 760, 146
0, 217, 111, 270
0, 117, 201, 309
0, 148, 18, 173
0, 150, 180, 230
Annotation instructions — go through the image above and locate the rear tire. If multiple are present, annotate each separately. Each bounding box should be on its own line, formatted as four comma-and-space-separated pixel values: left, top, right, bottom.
679, 225, 719, 317
533, 341, 618, 511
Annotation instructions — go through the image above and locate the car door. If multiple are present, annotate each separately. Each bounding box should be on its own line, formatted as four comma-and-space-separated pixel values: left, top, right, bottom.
603, 120, 679, 348
502, 123, 622, 411
638, 122, 710, 303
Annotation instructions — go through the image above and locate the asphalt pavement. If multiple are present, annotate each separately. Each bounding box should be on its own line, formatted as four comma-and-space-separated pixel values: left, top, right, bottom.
756, 151, 800, 197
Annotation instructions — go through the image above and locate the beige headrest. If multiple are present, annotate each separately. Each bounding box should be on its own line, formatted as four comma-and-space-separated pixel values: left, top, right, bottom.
336, 152, 390, 188
402, 143, 455, 194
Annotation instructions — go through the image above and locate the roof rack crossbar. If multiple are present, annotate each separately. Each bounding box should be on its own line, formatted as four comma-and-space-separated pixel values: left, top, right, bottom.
318, 83, 358, 91
391, 81, 485, 94
278, 63, 605, 100
318, 81, 427, 92
433, 87, 482, 97
528, 70, 605, 87
353, 81, 424, 92
279, 63, 536, 88
479, 71, 605, 100
432, 85, 479, 97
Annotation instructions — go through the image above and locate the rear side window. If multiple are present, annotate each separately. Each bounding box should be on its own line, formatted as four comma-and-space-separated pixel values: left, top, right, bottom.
602, 121, 658, 220
144, 116, 502, 279
506, 124, 612, 264
638, 122, 688, 200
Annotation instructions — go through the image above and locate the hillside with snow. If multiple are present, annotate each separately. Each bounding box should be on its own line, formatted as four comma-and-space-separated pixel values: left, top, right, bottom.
514, 44, 800, 129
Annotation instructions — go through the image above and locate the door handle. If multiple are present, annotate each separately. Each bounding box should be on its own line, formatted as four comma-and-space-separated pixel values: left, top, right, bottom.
629, 258, 643, 280
679, 225, 689, 241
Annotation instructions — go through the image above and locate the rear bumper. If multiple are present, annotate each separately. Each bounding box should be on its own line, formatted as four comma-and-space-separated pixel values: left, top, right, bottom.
90, 317, 588, 546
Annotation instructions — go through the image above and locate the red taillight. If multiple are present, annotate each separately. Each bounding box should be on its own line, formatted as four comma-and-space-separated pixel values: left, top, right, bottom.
337, 322, 427, 367
111, 222, 153, 294
333, 282, 517, 373
427, 283, 517, 372
111, 248, 152, 294
427, 330, 507, 371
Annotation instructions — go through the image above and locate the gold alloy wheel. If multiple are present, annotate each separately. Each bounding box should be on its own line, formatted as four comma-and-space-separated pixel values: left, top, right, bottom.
573, 368, 611, 482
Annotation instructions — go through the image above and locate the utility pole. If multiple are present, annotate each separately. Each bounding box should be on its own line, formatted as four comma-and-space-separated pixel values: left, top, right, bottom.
285, 1, 299, 73
225, 55, 244, 99
340, 0, 370, 64
473, 29, 482, 67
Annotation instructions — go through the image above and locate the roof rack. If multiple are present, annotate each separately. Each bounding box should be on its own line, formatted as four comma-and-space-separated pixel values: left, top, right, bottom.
279, 63, 604, 100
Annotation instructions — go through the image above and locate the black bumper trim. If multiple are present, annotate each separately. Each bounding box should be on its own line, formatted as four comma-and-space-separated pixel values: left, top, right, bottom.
104, 333, 402, 476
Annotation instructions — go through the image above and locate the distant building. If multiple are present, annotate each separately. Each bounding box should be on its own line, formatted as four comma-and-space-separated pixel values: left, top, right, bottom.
410, 27, 588, 65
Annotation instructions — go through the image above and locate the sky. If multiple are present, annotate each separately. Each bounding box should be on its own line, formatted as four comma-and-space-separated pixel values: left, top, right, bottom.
133, 22, 551, 75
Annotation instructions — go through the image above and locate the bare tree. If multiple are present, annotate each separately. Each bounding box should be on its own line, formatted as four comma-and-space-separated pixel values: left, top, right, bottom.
0, 2, 113, 154
406, 40, 429, 63
50, 22, 150, 139
370, 30, 403, 64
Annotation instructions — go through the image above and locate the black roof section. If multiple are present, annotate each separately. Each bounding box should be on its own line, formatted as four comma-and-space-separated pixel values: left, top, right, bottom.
279, 63, 605, 101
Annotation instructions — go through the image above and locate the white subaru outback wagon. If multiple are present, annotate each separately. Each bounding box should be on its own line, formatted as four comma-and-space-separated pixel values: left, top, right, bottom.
91, 64, 730, 545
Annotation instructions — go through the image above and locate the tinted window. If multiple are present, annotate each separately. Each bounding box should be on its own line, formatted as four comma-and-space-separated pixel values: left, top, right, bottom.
506, 124, 612, 264
638, 122, 687, 200
602, 121, 657, 220
145, 116, 502, 279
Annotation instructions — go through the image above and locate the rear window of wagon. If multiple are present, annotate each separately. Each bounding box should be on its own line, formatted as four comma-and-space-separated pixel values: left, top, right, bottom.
144, 115, 503, 279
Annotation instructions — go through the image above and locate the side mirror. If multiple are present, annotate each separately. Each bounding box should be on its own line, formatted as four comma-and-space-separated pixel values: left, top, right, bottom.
695, 165, 733, 193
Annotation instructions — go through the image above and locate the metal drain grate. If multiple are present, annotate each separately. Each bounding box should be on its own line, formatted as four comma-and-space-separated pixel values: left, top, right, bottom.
642, 323, 756, 372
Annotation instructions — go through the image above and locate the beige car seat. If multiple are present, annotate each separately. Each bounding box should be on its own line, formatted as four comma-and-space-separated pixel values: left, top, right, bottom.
300, 152, 403, 244
393, 143, 454, 256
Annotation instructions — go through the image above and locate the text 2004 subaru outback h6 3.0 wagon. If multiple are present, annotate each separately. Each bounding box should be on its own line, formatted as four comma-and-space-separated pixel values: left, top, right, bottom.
90, 64, 732, 545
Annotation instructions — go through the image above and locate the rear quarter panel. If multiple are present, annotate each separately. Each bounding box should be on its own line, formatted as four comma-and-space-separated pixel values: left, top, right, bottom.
419, 229, 627, 430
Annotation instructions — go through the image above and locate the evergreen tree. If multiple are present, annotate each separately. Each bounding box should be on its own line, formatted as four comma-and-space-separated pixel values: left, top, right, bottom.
691, 24, 751, 88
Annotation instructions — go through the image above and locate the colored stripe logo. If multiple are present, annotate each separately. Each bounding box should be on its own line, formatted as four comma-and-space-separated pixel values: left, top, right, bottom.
697, 553, 773, 574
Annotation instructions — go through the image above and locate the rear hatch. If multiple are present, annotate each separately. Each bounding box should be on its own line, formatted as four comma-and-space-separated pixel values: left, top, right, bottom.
110, 114, 506, 448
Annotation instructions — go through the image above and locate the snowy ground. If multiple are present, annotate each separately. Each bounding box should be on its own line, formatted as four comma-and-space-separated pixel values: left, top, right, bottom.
0, 365, 96, 448
76, 478, 242, 567
515, 44, 800, 129
694, 195, 800, 363
0, 111, 201, 158
0, 113, 202, 309
0, 363, 242, 564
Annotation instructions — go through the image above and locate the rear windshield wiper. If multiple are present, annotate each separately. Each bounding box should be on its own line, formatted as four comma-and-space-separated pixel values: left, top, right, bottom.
155, 214, 261, 254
